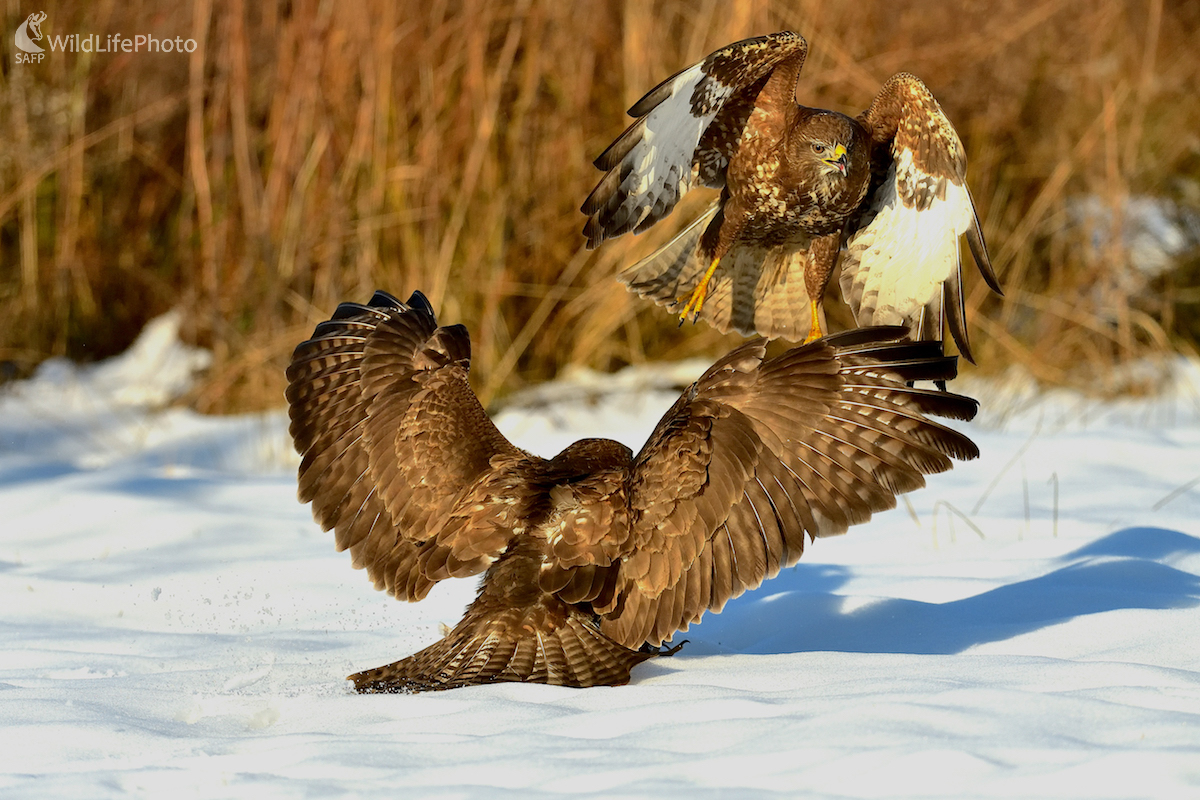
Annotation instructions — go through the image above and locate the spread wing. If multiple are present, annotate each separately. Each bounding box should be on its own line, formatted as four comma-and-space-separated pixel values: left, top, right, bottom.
841, 73, 1003, 363
582, 31, 809, 248
601, 327, 980, 648
286, 290, 528, 601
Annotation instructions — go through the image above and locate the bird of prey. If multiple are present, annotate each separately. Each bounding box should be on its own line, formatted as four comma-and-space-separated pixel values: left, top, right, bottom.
286, 289, 980, 692
582, 31, 1002, 359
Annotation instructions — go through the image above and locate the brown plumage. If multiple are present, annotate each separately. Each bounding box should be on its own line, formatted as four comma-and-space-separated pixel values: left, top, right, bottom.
286, 289, 980, 692
582, 31, 1003, 359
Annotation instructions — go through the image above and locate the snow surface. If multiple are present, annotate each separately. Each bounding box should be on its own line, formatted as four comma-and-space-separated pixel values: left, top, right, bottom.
2, 313, 1200, 799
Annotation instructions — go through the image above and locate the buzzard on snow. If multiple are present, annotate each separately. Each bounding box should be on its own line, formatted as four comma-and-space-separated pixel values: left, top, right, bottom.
286, 290, 979, 692
583, 31, 1003, 359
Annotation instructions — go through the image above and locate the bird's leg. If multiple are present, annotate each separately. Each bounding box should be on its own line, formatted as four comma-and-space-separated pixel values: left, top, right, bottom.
677, 198, 746, 325
639, 639, 689, 657
658, 639, 688, 657
802, 298, 823, 344
803, 233, 841, 343
677, 257, 721, 324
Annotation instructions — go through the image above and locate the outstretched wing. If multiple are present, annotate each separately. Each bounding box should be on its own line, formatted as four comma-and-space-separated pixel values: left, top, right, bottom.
602, 327, 979, 648
840, 73, 1003, 363
582, 31, 809, 248
286, 290, 528, 601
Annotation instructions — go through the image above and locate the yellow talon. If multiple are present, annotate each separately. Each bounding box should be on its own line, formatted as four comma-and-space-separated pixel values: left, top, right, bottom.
801, 298, 824, 344
678, 256, 722, 324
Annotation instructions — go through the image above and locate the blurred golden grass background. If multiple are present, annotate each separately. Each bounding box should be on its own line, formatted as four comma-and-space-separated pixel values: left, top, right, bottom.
2, 0, 1198, 411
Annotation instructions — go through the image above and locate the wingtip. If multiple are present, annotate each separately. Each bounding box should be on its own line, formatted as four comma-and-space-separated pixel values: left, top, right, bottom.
368, 289, 403, 309
945, 272, 976, 365
817, 325, 911, 350
404, 290, 435, 316
967, 213, 1003, 296
361, 288, 438, 327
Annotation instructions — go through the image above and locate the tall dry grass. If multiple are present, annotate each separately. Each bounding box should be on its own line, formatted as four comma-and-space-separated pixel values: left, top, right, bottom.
1, 0, 1198, 410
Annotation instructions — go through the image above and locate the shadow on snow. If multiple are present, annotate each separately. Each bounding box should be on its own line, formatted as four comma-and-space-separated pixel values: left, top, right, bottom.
681, 526, 1200, 656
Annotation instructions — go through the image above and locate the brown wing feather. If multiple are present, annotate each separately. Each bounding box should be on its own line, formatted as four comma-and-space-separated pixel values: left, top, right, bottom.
286, 290, 527, 601
602, 327, 979, 648
583, 32, 809, 248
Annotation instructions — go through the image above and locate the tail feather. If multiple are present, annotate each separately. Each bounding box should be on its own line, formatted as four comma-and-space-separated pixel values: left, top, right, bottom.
618, 203, 719, 307
350, 607, 655, 693
619, 202, 816, 340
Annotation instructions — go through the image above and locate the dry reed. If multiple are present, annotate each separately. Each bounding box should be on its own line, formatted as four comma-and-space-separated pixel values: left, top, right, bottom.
2, 0, 1198, 410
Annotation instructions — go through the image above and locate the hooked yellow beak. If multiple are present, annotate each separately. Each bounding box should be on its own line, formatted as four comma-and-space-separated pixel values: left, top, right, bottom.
823, 143, 848, 175
820, 143, 849, 175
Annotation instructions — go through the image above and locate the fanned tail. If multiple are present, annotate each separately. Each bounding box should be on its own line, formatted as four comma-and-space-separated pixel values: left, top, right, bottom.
350, 597, 655, 693
618, 202, 720, 309
619, 202, 817, 340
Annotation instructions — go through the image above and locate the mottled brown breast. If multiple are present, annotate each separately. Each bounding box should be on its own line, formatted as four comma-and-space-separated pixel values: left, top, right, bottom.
725, 106, 873, 245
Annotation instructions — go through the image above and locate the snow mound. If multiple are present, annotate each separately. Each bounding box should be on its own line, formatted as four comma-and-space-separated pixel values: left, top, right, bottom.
16, 310, 211, 411
0, 311, 291, 473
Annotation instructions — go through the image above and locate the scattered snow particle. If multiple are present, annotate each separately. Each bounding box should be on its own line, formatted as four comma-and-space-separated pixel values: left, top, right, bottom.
222, 659, 273, 692
175, 702, 204, 725
246, 706, 279, 731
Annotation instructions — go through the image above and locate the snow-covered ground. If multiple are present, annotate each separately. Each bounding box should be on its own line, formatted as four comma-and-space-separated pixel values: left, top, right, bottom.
2, 313, 1199, 799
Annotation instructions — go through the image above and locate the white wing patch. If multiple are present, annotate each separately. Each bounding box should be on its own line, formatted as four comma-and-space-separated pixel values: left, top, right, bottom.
584, 32, 810, 249
620, 64, 731, 232
840, 155, 974, 330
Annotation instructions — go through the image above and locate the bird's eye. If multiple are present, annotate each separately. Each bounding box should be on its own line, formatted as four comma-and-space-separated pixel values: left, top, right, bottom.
811, 142, 828, 155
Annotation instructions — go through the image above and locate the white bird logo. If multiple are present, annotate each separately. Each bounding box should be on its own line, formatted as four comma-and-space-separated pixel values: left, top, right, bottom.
15, 11, 48, 54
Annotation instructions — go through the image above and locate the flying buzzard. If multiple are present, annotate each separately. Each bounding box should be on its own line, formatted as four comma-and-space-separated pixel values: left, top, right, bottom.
286, 290, 979, 692
582, 31, 1003, 360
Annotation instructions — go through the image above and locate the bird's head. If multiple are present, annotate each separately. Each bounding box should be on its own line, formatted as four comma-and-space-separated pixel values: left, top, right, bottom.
550, 438, 634, 479
811, 141, 849, 176
793, 111, 860, 183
